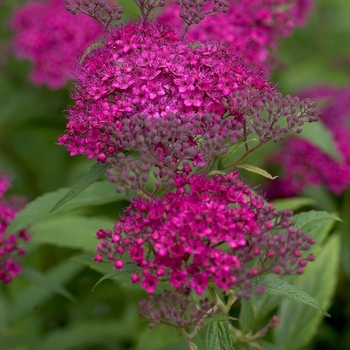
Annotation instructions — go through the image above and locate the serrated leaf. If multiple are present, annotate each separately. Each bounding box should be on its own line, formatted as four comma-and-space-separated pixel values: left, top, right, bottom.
5, 180, 123, 236
31, 215, 115, 252
51, 162, 109, 212
205, 321, 236, 350
235, 164, 278, 179
254, 275, 329, 316
92, 264, 141, 291
274, 235, 340, 350
298, 121, 342, 161
21, 267, 76, 302
271, 197, 315, 211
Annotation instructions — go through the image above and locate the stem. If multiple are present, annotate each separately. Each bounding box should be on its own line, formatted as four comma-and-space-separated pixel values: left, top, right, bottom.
223, 142, 265, 170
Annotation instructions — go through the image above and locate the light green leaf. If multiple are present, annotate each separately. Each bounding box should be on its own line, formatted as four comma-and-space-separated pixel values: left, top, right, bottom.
235, 164, 278, 179
92, 264, 141, 291
21, 267, 76, 302
254, 275, 329, 316
71, 253, 111, 274
6, 180, 123, 236
11, 261, 84, 323
51, 162, 109, 212
271, 197, 315, 211
274, 235, 340, 350
31, 215, 115, 252
205, 321, 236, 350
298, 121, 342, 161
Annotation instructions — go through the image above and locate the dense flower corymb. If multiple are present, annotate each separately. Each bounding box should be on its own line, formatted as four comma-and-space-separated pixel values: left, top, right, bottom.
0, 173, 29, 284
95, 173, 314, 298
11, 0, 103, 89
158, 0, 313, 71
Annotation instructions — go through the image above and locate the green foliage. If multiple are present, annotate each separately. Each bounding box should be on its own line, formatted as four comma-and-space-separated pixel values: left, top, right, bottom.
205, 321, 236, 350
6, 180, 123, 236
274, 235, 340, 350
51, 162, 110, 212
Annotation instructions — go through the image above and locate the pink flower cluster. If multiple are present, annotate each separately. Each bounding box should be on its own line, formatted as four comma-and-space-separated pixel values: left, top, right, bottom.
11, 0, 103, 89
95, 173, 314, 298
59, 21, 271, 159
158, 0, 313, 71
271, 86, 350, 196
0, 173, 29, 284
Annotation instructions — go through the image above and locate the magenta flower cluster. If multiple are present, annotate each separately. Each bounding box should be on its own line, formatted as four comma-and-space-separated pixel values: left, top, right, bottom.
158, 0, 313, 71
0, 173, 29, 284
271, 86, 350, 195
95, 173, 314, 298
59, 21, 273, 160
11, 0, 103, 89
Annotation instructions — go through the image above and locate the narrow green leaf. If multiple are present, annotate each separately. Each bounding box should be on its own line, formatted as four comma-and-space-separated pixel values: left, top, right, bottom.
21, 267, 76, 302
298, 121, 342, 161
31, 215, 115, 252
254, 275, 329, 316
271, 197, 315, 211
239, 299, 254, 333
92, 264, 141, 291
5, 180, 122, 236
205, 321, 235, 350
51, 162, 109, 212
274, 235, 340, 350
71, 253, 111, 274
235, 164, 278, 179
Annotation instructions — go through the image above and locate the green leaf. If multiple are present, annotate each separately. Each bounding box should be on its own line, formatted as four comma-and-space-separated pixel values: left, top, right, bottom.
71, 253, 111, 274
21, 267, 76, 302
271, 197, 315, 211
274, 235, 340, 350
292, 210, 339, 248
92, 264, 141, 291
5, 180, 122, 236
51, 162, 109, 212
298, 121, 342, 161
205, 321, 235, 350
239, 299, 254, 333
31, 215, 115, 252
235, 164, 278, 179
254, 275, 329, 316
11, 261, 84, 323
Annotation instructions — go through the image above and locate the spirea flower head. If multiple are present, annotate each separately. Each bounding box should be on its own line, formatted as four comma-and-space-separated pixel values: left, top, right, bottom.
59, 21, 319, 163
270, 86, 350, 196
95, 172, 314, 298
0, 173, 30, 284
11, 0, 103, 89
158, 0, 313, 71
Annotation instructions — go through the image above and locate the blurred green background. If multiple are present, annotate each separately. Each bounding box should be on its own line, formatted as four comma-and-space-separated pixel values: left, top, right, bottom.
1, 0, 350, 349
